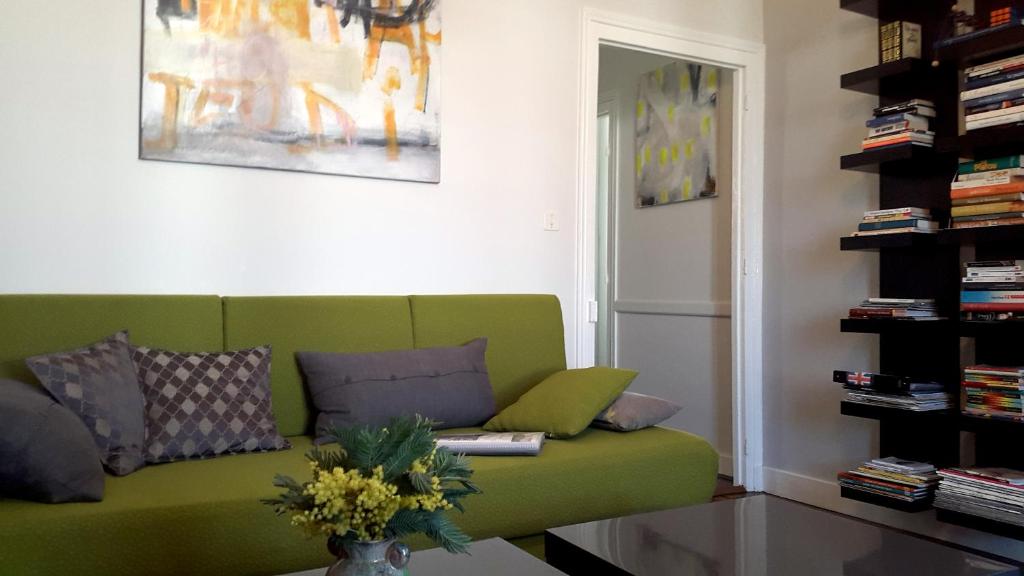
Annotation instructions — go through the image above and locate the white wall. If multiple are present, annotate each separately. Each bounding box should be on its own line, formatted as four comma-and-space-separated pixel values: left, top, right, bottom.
598, 46, 733, 474
0, 1, 761, 368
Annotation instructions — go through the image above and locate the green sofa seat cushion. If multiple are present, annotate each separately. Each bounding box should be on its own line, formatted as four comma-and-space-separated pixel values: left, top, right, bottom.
0, 295, 223, 385
409, 295, 567, 411
0, 428, 716, 576
222, 297, 416, 437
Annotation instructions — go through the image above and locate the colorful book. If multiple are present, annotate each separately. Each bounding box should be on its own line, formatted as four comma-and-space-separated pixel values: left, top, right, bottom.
967, 54, 1024, 77
959, 156, 1024, 175
865, 113, 930, 129
952, 201, 1024, 218
963, 87, 1024, 109
951, 174, 1024, 190
967, 110, 1024, 130
965, 68, 1024, 91
873, 99, 935, 116
956, 167, 1024, 182
966, 97, 1024, 116
960, 291, 1024, 304
963, 77, 1024, 101
858, 219, 936, 231
864, 207, 930, 218
950, 181, 1024, 199
965, 103, 1024, 123
961, 302, 1024, 311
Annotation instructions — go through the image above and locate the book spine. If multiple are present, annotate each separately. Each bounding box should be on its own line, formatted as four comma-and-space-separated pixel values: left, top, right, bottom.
962, 77, 1024, 101
966, 110, 1024, 130
965, 68, 1024, 91
955, 212, 1024, 223
961, 302, 1024, 311
939, 22, 1018, 49
966, 98, 1024, 116
962, 283, 1024, 291
957, 168, 1023, 182
865, 113, 928, 128
857, 219, 931, 231
867, 122, 910, 137
949, 182, 1024, 199
951, 202, 1024, 217
963, 87, 1024, 109
865, 207, 929, 217
951, 175, 1014, 189
965, 103, 1024, 123
967, 53, 1024, 77
960, 291, 1024, 303
959, 156, 1024, 174
864, 211, 930, 221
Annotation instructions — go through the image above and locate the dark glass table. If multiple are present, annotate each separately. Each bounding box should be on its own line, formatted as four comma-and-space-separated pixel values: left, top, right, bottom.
284, 537, 567, 576
545, 495, 1020, 576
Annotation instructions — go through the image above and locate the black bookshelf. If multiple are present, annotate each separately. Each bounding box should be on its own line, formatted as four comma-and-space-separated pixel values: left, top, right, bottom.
840, 144, 940, 173
959, 414, 1024, 434
958, 321, 1024, 339
936, 509, 1024, 540
953, 124, 1024, 159
840, 400, 952, 421
935, 23, 1024, 64
840, 59, 932, 96
938, 225, 1024, 246
840, 318, 954, 334
840, 487, 934, 513
840, 232, 937, 251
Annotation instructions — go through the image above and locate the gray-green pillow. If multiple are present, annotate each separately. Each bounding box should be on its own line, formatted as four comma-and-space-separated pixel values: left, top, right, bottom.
483, 367, 637, 439
591, 392, 681, 432
26, 331, 146, 476
0, 379, 104, 503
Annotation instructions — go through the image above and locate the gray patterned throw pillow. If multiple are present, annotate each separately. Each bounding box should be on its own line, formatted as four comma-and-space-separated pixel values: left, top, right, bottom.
591, 392, 682, 432
132, 345, 290, 463
25, 331, 146, 476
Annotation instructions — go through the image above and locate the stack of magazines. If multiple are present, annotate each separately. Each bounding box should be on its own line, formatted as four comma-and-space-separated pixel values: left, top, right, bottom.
834, 370, 953, 412
961, 365, 1024, 421
935, 467, 1024, 527
839, 457, 940, 504
848, 298, 939, 320
434, 432, 545, 456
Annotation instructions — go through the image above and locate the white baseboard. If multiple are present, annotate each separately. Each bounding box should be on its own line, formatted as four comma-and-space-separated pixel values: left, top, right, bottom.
763, 466, 838, 508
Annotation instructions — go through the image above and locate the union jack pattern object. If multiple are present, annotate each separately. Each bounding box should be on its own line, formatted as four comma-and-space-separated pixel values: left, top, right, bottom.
847, 372, 874, 388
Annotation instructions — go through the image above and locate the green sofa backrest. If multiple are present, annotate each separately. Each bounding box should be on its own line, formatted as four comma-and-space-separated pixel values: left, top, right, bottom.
222, 296, 415, 437
410, 295, 566, 411
0, 295, 223, 385
0, 294, 567, 438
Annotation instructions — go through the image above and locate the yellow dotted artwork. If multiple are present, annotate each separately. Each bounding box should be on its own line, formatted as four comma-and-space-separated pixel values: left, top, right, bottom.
683, 176, 693, 200
660, 190, 670, 204
637, 100, 645, 118
701, 115, 712, 137
707, 69, 717, 90
659, 147, 668, 167
668, 105, 675, 122
684, 139, 694, 159
671, 143, 679, 163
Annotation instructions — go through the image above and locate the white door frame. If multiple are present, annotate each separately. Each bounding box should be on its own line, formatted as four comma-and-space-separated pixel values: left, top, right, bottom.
574, 9, 766, 490
596, 92, 619, 368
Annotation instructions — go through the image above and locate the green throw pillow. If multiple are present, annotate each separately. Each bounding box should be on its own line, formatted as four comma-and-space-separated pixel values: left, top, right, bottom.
483, 367, 638, 438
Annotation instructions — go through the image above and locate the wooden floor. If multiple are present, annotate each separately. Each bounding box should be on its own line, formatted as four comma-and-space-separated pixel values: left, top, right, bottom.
712, 476, 748, 501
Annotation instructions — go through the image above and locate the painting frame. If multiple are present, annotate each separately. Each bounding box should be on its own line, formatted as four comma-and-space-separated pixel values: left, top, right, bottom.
138, 0, 442, 184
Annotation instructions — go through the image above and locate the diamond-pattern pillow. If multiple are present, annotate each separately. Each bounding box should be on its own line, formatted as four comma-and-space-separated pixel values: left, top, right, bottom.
25, 331, 146, 476
132, 345, 290, 463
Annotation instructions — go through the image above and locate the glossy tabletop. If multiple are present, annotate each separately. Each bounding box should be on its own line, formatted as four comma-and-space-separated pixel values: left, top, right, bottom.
283, 537, 567, 576
545, 495, 1020, 576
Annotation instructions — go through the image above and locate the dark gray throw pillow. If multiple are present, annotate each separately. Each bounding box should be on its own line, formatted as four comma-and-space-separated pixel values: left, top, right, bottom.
0, 379, 104, 503
297, 338, 495, 437
591, 392, 682, 432
26, 331, 146, 476
132, 345, 290, 463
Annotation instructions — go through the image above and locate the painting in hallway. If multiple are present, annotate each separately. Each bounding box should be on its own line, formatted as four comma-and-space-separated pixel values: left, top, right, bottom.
140, 0, 441, 183
635, 61, 719, 207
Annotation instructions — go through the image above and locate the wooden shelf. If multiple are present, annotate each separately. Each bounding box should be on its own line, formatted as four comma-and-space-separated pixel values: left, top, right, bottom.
841, 400, 953, 421
840, 144, 939, 173
840, 232, 937, 251
838, 0, 932, 21
936, 24, 1024, 65
942, 124, 1024, 159
938, 224, 1024, 246
840, 486, 933, 513
936, 509, 1024, 540
959, 414, 1024, 434
841, 318, 953, 334
959, 320, 1024, 339
840, 59, 931, 96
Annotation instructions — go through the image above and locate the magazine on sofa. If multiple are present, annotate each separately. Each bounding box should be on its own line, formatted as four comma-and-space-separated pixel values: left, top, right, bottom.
435, 432, 545, 456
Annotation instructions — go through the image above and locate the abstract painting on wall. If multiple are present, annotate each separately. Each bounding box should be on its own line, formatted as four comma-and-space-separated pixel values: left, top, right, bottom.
635, 61, 719, 207
140, 0, 441, 183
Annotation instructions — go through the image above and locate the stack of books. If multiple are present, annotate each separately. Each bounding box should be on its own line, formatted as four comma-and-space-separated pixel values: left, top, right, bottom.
934, 467, 1024, 527
849, 298, 939, 320
834, 370, 952, 411
839, 457, 940, 504
861, 100, 934, 151
849, 207, 938, 237
961, 260, 1024, 320
961, 365, 1024, 422
963, 54, 1024, 131
951, 156, 1024, 229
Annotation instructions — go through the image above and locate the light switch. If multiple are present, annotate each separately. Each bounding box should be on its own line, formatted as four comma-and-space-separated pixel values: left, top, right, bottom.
543, 211, 560, 231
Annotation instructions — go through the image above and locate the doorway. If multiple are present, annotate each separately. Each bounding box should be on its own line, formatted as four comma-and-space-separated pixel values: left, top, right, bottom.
576, 10, 766, 490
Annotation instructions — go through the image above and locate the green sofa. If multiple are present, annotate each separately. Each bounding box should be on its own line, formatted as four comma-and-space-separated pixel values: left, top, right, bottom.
0, 294, 718, 576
